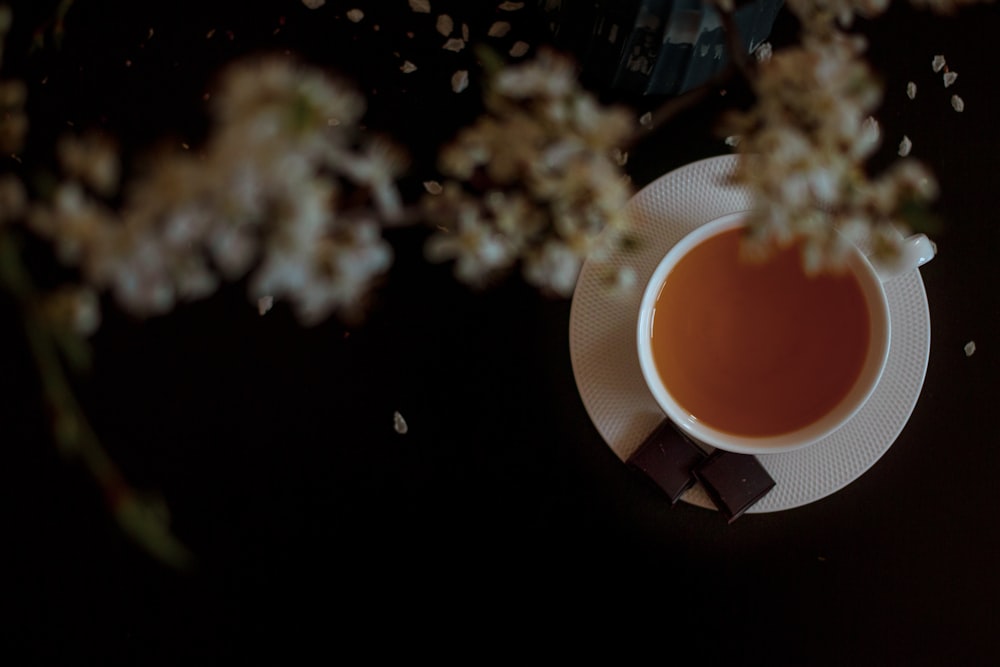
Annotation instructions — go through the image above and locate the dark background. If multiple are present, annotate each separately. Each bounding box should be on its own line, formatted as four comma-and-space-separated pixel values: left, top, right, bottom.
4, 1, 999, 663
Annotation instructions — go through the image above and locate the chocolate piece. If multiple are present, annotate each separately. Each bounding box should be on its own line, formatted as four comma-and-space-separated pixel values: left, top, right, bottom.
627, 421, 707, 503
693, 450, 776, 523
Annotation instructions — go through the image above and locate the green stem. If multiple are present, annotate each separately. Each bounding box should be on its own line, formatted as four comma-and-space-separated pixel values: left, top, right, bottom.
30, 0, 78, 52
1, 230, 194, 569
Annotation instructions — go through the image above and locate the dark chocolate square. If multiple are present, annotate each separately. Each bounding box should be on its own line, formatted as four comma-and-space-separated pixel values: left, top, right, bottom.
693, 450, 776, 523
627, 421, 707, 504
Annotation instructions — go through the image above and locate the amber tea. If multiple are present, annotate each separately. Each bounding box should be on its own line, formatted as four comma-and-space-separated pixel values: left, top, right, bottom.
648, 227, 871, 437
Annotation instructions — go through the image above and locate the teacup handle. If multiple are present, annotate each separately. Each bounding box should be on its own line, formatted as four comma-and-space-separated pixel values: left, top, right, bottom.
870, 233, 936, 282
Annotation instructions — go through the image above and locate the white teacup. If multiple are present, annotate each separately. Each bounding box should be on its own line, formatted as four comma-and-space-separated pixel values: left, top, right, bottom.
636, 212, 935, 454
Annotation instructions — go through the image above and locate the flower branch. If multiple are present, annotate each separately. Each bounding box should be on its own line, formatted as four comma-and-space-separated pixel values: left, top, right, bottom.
0, 0, 990, 567
0, 230, 193, 569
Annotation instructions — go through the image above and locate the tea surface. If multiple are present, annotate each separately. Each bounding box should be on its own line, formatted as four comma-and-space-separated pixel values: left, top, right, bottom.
650, 227, 870, 437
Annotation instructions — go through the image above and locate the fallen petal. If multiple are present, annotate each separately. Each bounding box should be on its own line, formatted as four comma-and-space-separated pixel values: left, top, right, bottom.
393, 411, 409, 434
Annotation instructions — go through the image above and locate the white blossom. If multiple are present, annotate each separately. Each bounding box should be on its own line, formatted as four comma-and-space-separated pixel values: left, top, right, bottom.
786, 0, 890, 31
509, 41, 530, 58
451, 70, 469, 93
436, 15, 453, 36
28, 57, 400, 325
488, 22, 511, 38
393, 411, 409, 434
753, 41, 773, 63
257, 295, 274, 315
723, 32, 938, 270
424, 50, 633, 294
0, 80, 28, 153
425, 210, 516, 284
0, 174, 26, 224
57, 132, 120, 196
898, 135, 912, 156
523, 240, 582, 296
42, 286, 101, 336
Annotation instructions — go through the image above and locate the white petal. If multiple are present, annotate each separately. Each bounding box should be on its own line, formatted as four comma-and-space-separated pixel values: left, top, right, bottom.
753, 42, 772, 63
393, 411, 409, 434
898, 135, 912, 157
258, 295, 274, 315
509, 41, 529, 57
436, 14, 453, 36
488, 21, 511, 37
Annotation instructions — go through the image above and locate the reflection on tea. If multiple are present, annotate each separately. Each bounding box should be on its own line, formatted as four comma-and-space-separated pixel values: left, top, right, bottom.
649, 227, 870, 437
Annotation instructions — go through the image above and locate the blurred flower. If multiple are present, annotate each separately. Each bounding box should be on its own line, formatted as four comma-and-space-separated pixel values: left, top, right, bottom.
0, 79, 27, 153
424, 49, 634, 296
332, 135, 409, 222
393, 410, 408, 434
425, 185, 517, 284
786, 0, 890, 31
41, 286, 101, 337
723, 30, 937, 272
27, 57, 401, 325
0, 173, 25, 224
909, 0, 989, 11
57, 132, 121, 197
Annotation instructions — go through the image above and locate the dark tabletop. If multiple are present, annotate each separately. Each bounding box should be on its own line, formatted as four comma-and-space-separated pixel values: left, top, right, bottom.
5, 1, 999, 663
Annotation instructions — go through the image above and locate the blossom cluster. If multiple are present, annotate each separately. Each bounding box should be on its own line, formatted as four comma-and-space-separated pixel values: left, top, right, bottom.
785, 0, 891, 31
723, 22, 937, 272
26, 57, 403, 327
5, 0, 984, 330
422, 49, 635, 296
908, 0, 993, 11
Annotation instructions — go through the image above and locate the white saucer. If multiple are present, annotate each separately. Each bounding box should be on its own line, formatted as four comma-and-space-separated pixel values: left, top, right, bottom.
568, 154, 932, 513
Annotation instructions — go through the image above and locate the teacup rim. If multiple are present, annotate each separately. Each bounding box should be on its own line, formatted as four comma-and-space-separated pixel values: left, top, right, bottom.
635, 212, 891, 455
